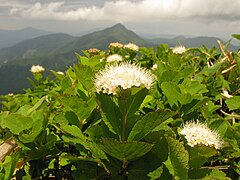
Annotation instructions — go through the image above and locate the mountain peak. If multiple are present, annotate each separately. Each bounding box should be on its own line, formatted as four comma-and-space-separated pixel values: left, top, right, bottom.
112, 23, 126, 29
105, 23, 129, 32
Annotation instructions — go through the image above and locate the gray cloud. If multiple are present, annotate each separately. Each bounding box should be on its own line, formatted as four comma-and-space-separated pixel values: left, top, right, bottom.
1, 0, 240, 39
5, 0, 240, 22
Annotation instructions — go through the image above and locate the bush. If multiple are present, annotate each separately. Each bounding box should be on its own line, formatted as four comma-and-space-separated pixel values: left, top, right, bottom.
0, 40, 240, 179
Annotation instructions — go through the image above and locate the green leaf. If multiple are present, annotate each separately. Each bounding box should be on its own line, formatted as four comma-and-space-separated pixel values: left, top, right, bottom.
188, 146, 217, 168
128, 110, 175, 141
60, 95, 96, 125
161, 82, 192, 107
62, 125, 108, 161
119, 88, 148, 118
61, 124, 85, 140
208, 119, 230, 137
96, 93, 121, 135
201, 61, 222, 75
19, 109, 46, 143
27, 96, 46, 115
225, 96, 240, 110
1, 114, 34, 135
206, 170, 229, 180
98, 138, 153, 161
65, 111, 80, 127
232, 34, 240, 41
167, 137, 189, 180
0, 153, 20, 180
74, 63, 94, 91
72, 161, 104, 180
159, 70, 182, 83
147, 165, 163, 180
75, 53, 89, 65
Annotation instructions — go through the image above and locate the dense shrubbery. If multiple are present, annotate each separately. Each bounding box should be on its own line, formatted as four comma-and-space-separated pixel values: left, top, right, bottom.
0, 38, 240, 179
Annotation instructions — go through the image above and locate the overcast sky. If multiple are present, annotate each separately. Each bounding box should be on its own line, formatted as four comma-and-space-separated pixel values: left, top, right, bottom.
1, 0, 240, 39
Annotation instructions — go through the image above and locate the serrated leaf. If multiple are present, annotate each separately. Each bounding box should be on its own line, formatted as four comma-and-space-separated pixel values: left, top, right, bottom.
59, 95, 96, 125
206, 170, 229, 180
208, 119, 230, 137
19, 109, 45, 143
167, 137, 189, 180
147, 165, 163, 180
74, 63, 94, 91
98, 138, 153, 161
119, 87, 148, 118
161, 82, 192, 107
161, 82, 180, 106
1, 114, 34, 135
128, 110, 175, 141
61, 125, 108, 161
188, 146, 217, 168
61, 124, 85, 140
225, 96, 240, 110
96, 93, 121, 135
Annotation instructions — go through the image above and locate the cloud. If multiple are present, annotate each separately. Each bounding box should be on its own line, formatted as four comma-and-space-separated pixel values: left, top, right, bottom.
7, 0, 240, 22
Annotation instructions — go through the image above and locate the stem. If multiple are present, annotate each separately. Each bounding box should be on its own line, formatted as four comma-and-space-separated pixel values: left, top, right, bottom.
121, 110, 127, 141
120, 91, 128, 142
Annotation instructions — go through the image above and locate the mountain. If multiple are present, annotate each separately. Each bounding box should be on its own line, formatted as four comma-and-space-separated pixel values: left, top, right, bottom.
0, 23, 237, 94
0, 23, 152, 63
0, 33, 75, 62
148, 35, 238, 50
0, 27, 52, 50
0, 23, 153, 94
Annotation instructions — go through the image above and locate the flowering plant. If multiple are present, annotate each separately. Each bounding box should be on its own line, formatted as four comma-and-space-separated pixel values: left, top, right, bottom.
0, 39, 240, 179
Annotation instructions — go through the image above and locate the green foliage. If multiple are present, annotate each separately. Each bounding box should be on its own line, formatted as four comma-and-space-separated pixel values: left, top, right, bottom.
0, 36, 240, 179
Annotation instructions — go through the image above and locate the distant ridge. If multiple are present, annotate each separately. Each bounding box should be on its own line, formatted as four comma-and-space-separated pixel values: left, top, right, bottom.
0, 23, 238, 94
148, 35, 238, 50
0, 27, 52, 49
0, 23, 153, 94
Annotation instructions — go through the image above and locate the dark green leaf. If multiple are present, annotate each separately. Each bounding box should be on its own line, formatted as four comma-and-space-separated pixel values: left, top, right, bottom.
19, 109, 46, 143
1, 114, 34, 135
60, 95, 96, 125
188, 146, 217, 168
225, 96, 240, 110
128, 110, 175, 141
62, 125, 108, 161
98, 138, 153, 161
96, 93, 121, 135
147, 165, 163, 180
74, 63, 94, 91
232, 34, 240, 41
161, 82, 192, 107
167, 137, 189, 180
119, 88, 148, 118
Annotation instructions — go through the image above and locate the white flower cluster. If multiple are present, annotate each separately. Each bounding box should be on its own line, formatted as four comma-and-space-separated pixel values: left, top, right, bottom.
151, 64, 158, 70
86, 48, 100, 55
8, 93, 14, 96
172, 46, 187, 54
30, 65, 45, 73
94, 62, 155, 95
109, 42, 124, 48
180, 121, 223, 149
57, 71, 64, 75
106, 54, 123, 62
124, 43, 139, 51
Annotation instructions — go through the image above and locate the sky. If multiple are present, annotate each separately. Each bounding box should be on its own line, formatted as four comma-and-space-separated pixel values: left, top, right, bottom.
1, 0, 240, 39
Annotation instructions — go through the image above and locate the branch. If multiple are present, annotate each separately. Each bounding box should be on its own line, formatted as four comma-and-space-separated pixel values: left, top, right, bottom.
0, 138, 18, 162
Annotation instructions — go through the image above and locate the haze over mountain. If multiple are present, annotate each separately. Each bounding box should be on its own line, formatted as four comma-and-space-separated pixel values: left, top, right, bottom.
0, 23, 152, 94
148, 36, 238, 50
0, 23, 238, 94
0, 27, 52, 49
